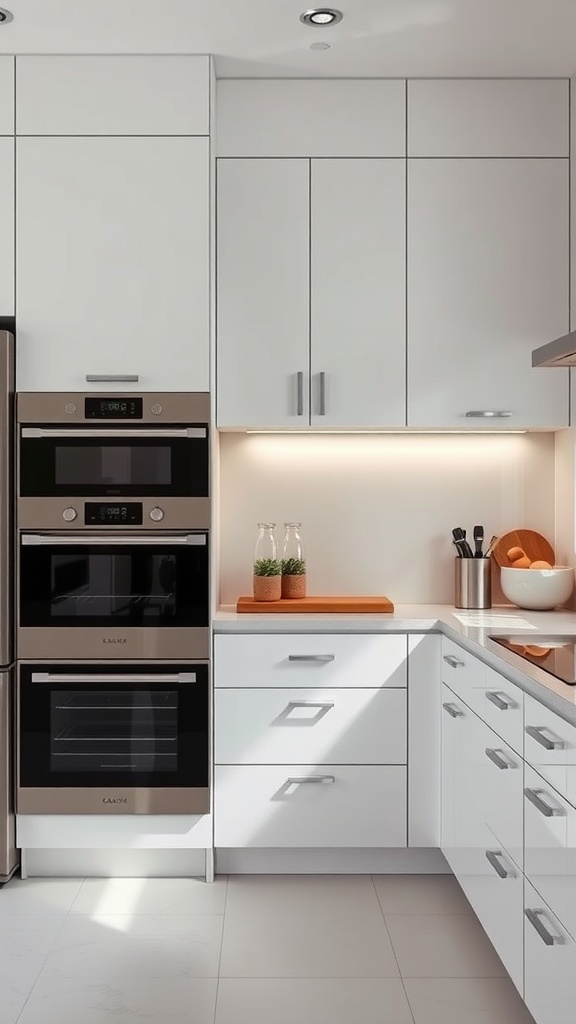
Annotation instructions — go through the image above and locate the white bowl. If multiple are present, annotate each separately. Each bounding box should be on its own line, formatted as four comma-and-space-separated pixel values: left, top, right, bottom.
500, 566, 574, 610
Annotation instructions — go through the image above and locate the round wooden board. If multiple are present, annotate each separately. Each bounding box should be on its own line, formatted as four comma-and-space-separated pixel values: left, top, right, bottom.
491, 530, 555, 568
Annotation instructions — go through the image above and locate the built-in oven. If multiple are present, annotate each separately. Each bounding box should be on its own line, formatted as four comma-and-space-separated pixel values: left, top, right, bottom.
17, 392, 209, 530
17, 662, 209, 814
18, 532, 209, 660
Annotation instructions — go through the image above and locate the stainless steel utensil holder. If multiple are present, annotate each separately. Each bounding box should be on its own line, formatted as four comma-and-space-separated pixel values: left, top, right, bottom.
455, 558, 492, 609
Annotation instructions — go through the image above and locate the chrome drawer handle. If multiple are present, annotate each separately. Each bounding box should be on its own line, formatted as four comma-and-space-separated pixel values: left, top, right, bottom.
288, 655, 335, 663
525, 908, 561, 946
296, 371, 304, 416
22, 427, 206, 439
525, 725, 564, 751
485, 747, 512, 770
31, 672, 195, 684
443, 655, 465, 668
485, 849, 514, 879
524, 787, 565, 818
86, 374, 139, 383
486, 691, 515, 711
442, 702, 464, 719
286, 776, 335, 785
22, 534, 205, 546
319, 371, 326, 416
465, 411, 512, 418
286, 701, 335, 711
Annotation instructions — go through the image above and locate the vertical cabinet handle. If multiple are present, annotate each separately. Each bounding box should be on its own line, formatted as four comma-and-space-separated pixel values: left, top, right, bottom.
442, 702, 464, 719
524, 787, 565, 818
525, 725, 564, 751
485, 747, 512, 770
485, 849, 514, 879
296, 372, 304, 416
525, 908, 560, 946
443, 655, 465, 668
486, 691, 515, 711
319, 372, 326, 416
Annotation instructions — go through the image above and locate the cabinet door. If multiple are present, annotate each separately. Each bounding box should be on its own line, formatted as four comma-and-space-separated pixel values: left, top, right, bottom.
16, 137, 209, 392
441, 685, 477, 875
217, 159, 309, 428
0, 57, 14, 135
0, 138, 13, 316
408, 159, 569, 428
310, 159, 405, 427
525, 879, 576, 1024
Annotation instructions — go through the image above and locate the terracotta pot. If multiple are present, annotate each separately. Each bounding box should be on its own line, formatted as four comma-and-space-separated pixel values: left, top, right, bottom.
282, 574, 307, 599
253, 575, 281, 602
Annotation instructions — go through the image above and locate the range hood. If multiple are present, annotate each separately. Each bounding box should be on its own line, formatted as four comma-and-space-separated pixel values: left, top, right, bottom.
532, 331, 576, 367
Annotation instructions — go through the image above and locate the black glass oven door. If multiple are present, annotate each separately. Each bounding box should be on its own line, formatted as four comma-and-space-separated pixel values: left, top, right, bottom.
19, 664, 208, 789
20, 534, 208, 629
20, 427, 208, 498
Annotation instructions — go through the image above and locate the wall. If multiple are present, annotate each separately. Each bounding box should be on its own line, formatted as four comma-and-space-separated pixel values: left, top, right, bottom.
218, 432, 556, 605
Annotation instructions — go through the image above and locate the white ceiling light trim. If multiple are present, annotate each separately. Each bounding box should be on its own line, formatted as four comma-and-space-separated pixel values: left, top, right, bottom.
300, 8, 343, 27
0, 8, 13, 23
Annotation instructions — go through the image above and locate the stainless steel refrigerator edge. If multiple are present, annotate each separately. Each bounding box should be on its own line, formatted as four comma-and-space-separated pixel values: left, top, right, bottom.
0, 332, 17, 882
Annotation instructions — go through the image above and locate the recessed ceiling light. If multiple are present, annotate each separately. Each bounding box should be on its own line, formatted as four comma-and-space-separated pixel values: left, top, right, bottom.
300, 8, 343, 27
0, 8, 13, 23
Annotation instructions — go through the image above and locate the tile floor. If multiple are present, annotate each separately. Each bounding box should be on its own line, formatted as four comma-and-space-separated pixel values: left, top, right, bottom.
0, 873, 535, 1023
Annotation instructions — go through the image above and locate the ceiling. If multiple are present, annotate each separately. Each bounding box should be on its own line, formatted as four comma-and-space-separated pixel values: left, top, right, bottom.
1, 0, 576, 78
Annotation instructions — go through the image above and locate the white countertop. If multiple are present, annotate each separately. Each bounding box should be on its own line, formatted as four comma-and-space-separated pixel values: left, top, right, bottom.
214, 603, 576, 726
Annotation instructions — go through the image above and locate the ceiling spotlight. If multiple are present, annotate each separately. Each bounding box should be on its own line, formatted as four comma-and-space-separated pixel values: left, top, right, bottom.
300, 9, 343, 27
0, 8, 13, 23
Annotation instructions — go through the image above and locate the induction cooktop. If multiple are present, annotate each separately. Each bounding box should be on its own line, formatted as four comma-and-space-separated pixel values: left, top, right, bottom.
490, 635, 576, 685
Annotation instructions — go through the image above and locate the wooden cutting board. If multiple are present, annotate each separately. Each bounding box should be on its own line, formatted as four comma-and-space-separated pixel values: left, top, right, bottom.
236, 595, 394, 614
491, 530, 555, 568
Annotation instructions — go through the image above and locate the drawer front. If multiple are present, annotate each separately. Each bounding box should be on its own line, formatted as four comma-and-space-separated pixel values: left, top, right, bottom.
215, 634, 407, 689
461, 826, 524, 996
441, 638, 485, 715
215, 688, 406, 765
525, 694, 576, 804
525, 763, 576, 942
480, 722, 524, 870
483, 667, 524, 755
525, 879, 576, 1024
214, 765, 407, 847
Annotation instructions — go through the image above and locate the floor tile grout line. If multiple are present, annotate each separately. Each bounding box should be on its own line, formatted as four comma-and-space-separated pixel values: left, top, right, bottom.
214, 874, 230, 1022
369, 874, 416, 1024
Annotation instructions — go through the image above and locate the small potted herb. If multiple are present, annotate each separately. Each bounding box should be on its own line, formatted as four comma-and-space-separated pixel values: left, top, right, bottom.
281, 556, 307, 599
253, 557, 282, 602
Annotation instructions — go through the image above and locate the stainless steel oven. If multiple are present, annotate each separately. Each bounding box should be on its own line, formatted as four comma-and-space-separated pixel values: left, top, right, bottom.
17, 392, 209, 530
17, 662, 209, 814
18, 532, 209, 660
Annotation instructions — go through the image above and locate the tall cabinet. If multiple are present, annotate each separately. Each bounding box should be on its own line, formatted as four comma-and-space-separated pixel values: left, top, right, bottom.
0, 57, 14, 317
15, 56, 210, 392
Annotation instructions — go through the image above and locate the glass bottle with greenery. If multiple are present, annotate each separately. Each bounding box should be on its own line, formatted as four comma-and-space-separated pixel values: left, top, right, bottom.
281, 522, 306, 599
253, 523, 281, 601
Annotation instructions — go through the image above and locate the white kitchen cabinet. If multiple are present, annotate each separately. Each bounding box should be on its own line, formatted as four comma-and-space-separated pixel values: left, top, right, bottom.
524, 694, 576, 804
524, 879, 576, 1024
214, 765, 407, 848
310, 159, 405, 427
408, 158, 569, 428
524, 763, 576, 942
216, 79, 406, 158
16, 136, 209, 392
217, 158, 406, 428
0, 57, 14, 135
214, 633, 408, 690
215, 687, 406, 765
408, 79, 569, 157
441, 637, 485, 716
0, 139, 14, 316
441, 685, 478, 876
16, 56, 209, 136
483, 667, 524, 756
480, 721, 523, 870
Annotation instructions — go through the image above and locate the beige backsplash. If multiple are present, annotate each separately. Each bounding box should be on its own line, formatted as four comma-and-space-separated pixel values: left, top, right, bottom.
218, 431, 557, 606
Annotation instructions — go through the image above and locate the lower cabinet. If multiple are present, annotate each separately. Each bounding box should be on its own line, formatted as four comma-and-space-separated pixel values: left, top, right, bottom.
214, 765, 407, 848
524, 879, 576, 1024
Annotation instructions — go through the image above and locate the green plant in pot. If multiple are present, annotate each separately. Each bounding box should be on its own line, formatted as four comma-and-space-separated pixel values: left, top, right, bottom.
253, 557, 281, 602
281, 547, 307, 601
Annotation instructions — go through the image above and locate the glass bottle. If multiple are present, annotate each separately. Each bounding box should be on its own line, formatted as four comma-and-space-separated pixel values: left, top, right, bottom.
253, 523, 281, 602
281, 522, 307, 599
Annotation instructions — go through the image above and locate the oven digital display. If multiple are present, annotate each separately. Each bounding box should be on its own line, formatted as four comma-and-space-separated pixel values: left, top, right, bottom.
85, 398, 143, 419
84, 502, 143, 525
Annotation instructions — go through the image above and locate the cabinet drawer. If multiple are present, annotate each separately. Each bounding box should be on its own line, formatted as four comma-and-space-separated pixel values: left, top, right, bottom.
525, 694, 576, 805
524, 763, 576, 943
214, 765, 407, 848
441, 638, 485, 714
214, 634, 407, 689
525, 879, 576, 1024
483, 667, 524, 755
462, 826, 524, 995
215, 688, 406, 765
480, 722, 523, 870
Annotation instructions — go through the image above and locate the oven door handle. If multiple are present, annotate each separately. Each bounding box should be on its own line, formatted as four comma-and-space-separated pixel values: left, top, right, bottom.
21, 427, 207, 439
31, 672, 197, 683
21, 534, 206, 546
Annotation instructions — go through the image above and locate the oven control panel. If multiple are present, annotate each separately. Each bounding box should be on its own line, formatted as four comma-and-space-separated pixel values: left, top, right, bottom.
84, 502, 144, 526
85, 397, 143, 419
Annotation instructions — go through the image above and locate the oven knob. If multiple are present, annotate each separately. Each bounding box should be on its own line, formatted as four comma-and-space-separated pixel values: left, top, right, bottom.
150, 403, 163, 416
149, 506, 165, 522
64, 402, 77, 415
62, 507, 77, 522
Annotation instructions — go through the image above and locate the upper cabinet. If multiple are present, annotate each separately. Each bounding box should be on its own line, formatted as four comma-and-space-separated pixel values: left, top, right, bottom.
216, 79, 405, 157
407, 158, 569, 429
217, 157, 405, 428
408, 79, 569, 157
0, 139, 14, 316
16, 56, 210, 136
0, 57, 14, 135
